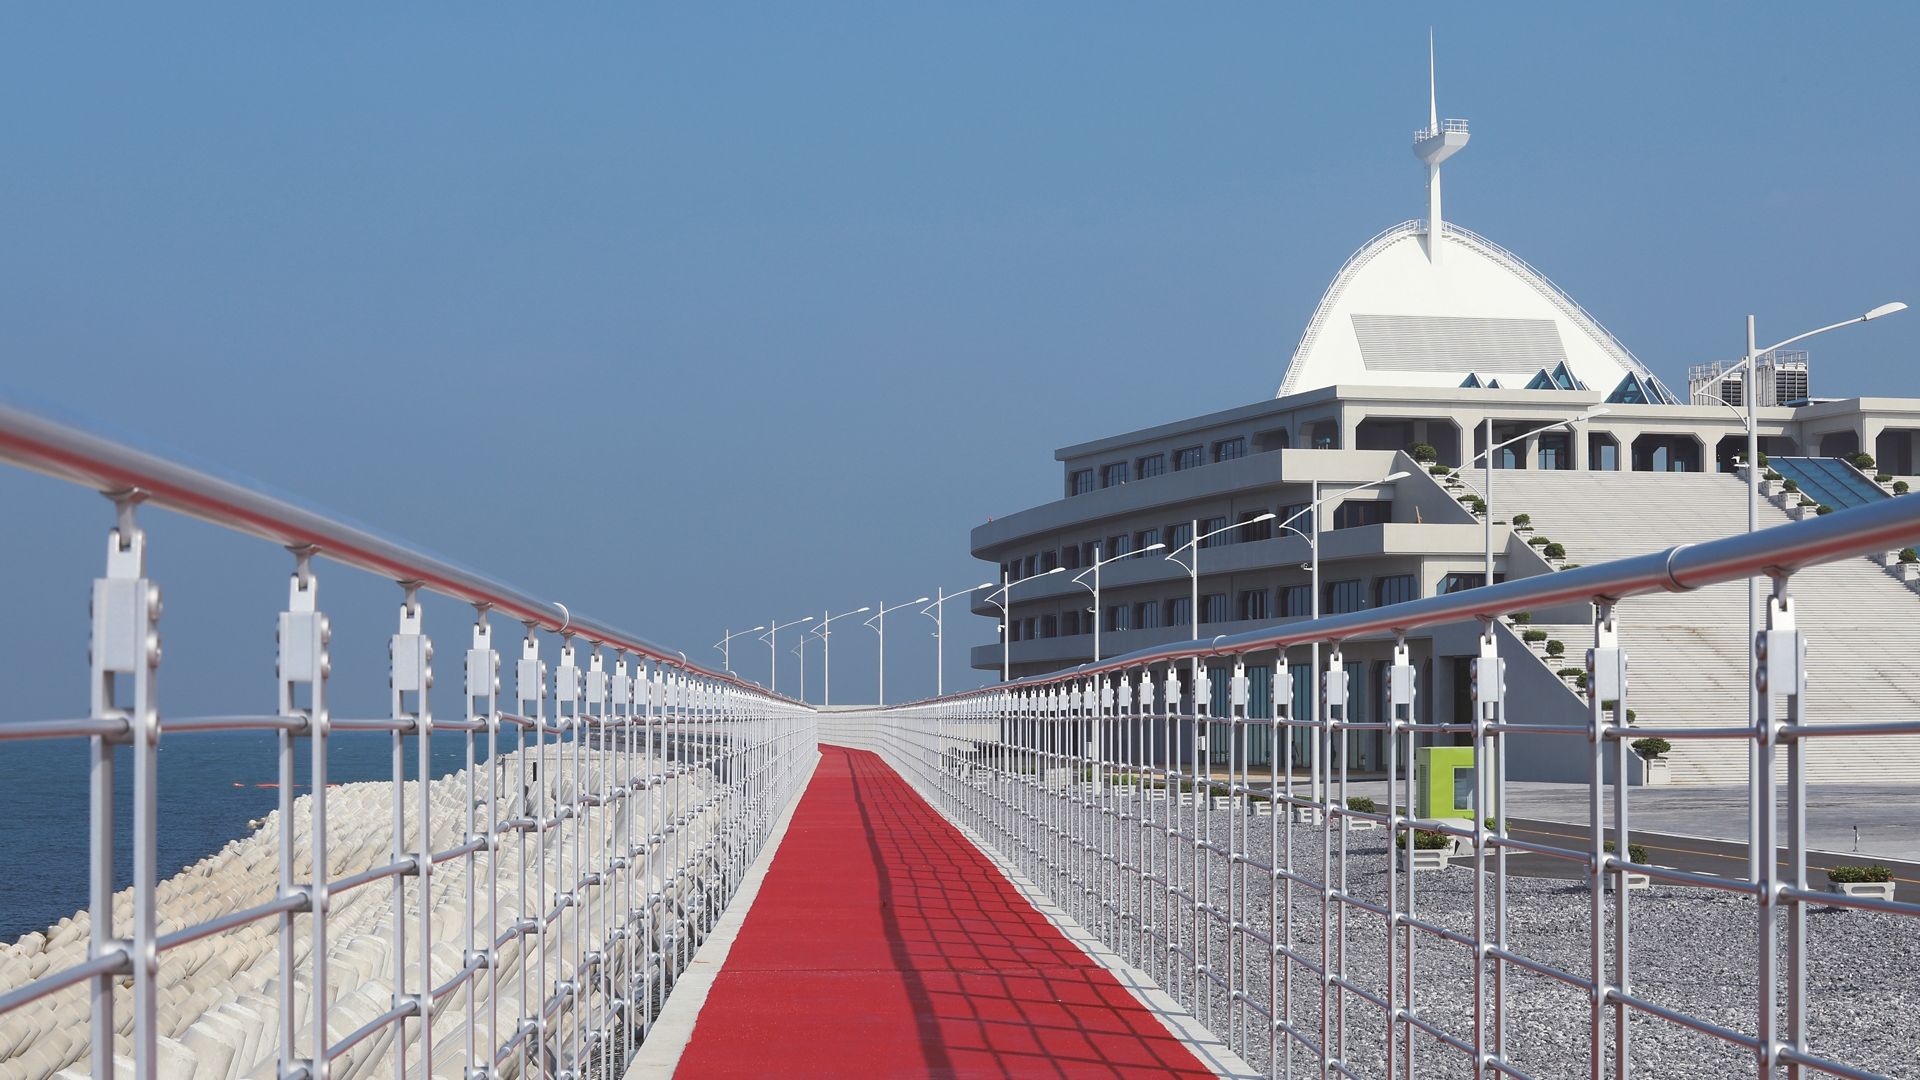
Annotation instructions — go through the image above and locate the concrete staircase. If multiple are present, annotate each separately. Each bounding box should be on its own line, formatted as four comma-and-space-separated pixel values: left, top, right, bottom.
1476, 470, 1920, 784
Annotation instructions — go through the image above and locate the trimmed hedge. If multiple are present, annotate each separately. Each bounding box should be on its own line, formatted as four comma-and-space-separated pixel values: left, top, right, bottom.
1398, 828, 1452, 851
1604, 839, 1651, 865
1828, 864, 1893, 884
1543, 542, 1567, 559
1900, 547, 1917, 565
1631, 737, 1671, 759
1512, 513, 1532, 527
1782, 478, 1799, 493
1896, 480, 1910, 494
1522, 629, 1548, 643
1347, 795, 1376, 814
1544, 639, 1566, 657
1409, 443, 1439, 463
1852, 452, 1876, 470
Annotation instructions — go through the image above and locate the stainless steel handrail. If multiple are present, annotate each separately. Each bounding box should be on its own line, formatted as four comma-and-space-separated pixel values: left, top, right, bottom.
934, 491, 1920, 697
0, 400, 781, 697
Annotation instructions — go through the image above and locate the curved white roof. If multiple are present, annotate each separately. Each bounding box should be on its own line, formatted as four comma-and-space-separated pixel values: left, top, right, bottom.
1276, 220, 1671, 400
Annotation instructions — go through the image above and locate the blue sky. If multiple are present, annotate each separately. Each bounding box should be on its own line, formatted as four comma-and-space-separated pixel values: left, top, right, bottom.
2, 5, 1916, 716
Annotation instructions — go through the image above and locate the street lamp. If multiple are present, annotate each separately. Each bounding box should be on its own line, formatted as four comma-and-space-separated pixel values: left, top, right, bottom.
1470, 406, 1610, 585
865, 596, 930, 706
1071, 542, 1166, 662
920, 582, 996, 696
792, 635, 809, 703
712, 625, 765, 677
982, 566, 1066, 682
809, 605, 871, 706
1269, 472, 1408, 813
1726, 300, 1905, 879
1163, 513, 1277, 641
759, 615, 814, 694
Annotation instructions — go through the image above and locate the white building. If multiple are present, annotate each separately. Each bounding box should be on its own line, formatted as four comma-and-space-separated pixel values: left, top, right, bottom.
970, 55, 1920, 785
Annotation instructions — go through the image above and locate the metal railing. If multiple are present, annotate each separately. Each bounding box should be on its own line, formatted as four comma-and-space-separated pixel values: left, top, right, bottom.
0, 403, 816, 1080
1413, 118, 1472, 141
826, 492, 1920, 1079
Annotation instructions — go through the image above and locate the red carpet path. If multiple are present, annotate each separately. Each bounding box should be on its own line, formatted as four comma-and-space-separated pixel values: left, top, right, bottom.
672, 746, 1215, 1078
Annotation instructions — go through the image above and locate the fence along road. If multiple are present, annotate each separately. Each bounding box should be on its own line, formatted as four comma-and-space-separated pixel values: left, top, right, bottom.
834, 487, 1920, 1079
0, 402, 816, 1080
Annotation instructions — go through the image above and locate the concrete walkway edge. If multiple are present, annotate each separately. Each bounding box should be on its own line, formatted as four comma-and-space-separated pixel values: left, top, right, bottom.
623, 750, 822, 1079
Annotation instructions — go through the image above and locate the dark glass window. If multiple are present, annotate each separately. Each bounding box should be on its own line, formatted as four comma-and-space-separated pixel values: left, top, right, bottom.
1107, 533, 1132, 557
1201, 593, 1230, 624
1061, 545, 1081, 571
1325, 579, 1363, 615
1169, 522, 1194, 550
1213, 437, 1247, 463
1107, 605, 1131, 633
1238, 510, 1273, 542
1199, 516, 1231, 548
1278, 503, 1313, 535
1168, 596, 1192, 629
1135, 527, 1161, 556
1333, 500, 1392, 530
1135, 600, 1161, 629
1440, 572, 1505, 594
1237, 589, 1270, 621
1022, 555, 1037, 578
1173, 445, 1205, 471
1040, 549, 1058, 572
1069, 469, 1095, 496
1040, 614, 1058, 638
1062, 610, 1080, 636
1101, 461, 1130, 487
1278, 584, 1311, 617
1374, 574, 1418, 608
1136, 453, 1167, 479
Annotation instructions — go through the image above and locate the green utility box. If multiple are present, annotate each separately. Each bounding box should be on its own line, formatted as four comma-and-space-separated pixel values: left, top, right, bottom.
1414, 746, 1477, 821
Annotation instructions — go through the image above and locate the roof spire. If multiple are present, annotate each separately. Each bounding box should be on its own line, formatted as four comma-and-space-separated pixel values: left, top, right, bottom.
1413, 29, 1469, 263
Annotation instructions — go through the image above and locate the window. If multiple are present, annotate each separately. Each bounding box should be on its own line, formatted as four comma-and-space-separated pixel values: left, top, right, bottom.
1325, 579, 1363, 615
1008, 619, 1022, 643
1169, 522, 1193, 551
1173, 445, 1205, 471
1168, 596, 1192, 629
1101, 461, 1130, 488
1279, 503, 1313, 534
1333, 500, 1392, 530
1213, 437, 1247, 463
1278, 584, 1311, 617
1107, 605, 1132, 633
1040, 614, 1058, 638
1440, 572, 1505, 594
1135, 527, 1161, 557
1135, 600, 1161, 629
1137, 453, 1167, 479
1062, 609, 1081, 636
1106, 533, 1133, 558
1061, 545, 1081, 571
1238, 510, 1273, 542
1040, 549, 1058, 572
1201, 593, 1230, 624
1374, 574, 1418, 608
1237, 589, 1270, 621
1069, 469, 1095, 496
1022, 554, 1037, 578
1199, 515, 1231, 548
1021, 617, 1036, 641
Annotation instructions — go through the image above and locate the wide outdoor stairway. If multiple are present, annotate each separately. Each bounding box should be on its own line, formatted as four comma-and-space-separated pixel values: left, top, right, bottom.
1488, 470, 1920, 784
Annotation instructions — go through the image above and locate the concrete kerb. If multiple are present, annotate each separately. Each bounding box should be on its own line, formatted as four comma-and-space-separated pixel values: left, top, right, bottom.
622, 749, 821, 1080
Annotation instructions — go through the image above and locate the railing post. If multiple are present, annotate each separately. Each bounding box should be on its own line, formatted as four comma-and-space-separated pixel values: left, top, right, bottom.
514, 627, 547, 1080
89, 494, 160, 1079
1590, 606, 1629, 1079
277, 548, 330, 1079
465, 611, 499, 1080
1321, 646, 1346, 1074
390, 583, 434, 1080
1756, 576, 1804, 1079
1586, 604, 1613, 1080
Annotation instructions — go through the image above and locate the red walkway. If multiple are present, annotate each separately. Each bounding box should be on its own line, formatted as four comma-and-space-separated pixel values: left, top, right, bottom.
673, 746, 1214, 1078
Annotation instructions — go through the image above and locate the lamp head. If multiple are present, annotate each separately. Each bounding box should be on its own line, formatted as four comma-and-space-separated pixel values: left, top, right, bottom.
1044, 566, 1066, 576
749, 625, 765, 633
976, 581, 995, 590
1864, 302, 1907, 321
913, 596, 930, 604
1252, 512, 1277, 523
1384, 471, 1410, 482
1140, 542, 1167, 553
1584, 406, 1612, 419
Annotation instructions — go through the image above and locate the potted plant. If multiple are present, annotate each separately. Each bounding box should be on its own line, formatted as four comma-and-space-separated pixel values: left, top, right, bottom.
1527, 534, 1551, 547
1631, 736, 1671, 785
1544, 639, 1566, 659
1522, 628, 1548, 644
1345, 794, 1380, 830
1510, 611, 1533, 625
1896, 480, 1910, 495
1543, 542, 1567, 559
1876, 472, 1894, 484
1603, 839, 1651, 891
1511, 512, 1533, 531
1825, 864, 1895, 901
1398, 826, 1454, 870
1409, 443, 1439, 464
1851, 452, 1876, 471
1898, 548, 1920, 584
1429, 463, 1451, 476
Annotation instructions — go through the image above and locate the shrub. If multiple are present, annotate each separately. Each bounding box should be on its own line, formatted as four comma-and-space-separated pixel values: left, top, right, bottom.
1631, 736, 1671, 759
1604, 839, 1651, 865
1346, 795, 1376, 814
1527, 534, 1550, 546
1782, 478, 1799, 493
1464, 496, 1487, 513
1543, 542, 1567, 559
1556, 666, 1585, 679
1876, 472, 1893, 484
1765, 469, 1782, 482
1852, 452, 1876, 470
1575, 672, 1589, 689
1428, 464, 1451, 475
1896, 480, 1911, 494
1827, 864, 1894, 884
1523, 629, 1548, 643
1512, 513, 1532, 527
1544, 639, 1566, 657
1800, 495, 1815, 507
1816, 504, 1834, 516
1757, 451, 1769, 467
1409, 443, 1439, 463
1561, 562, 1582, 569
1398, 828, 1452, 851
1628, 708, 1637, 723
1510, 611, 1532, 624
1900, 548, 1917, 565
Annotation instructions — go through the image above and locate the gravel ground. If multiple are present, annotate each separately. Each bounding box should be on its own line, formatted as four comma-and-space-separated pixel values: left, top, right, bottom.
962, 782, 1920, 1080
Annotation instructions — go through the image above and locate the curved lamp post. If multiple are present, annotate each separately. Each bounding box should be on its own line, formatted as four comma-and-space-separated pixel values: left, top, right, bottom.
982, 566, 1065, 682
920, 582, 996, 696
1071, 542, 1165, 663
810, 605, 870, 707
713, 625, 765, 677
865, 596, 930, 706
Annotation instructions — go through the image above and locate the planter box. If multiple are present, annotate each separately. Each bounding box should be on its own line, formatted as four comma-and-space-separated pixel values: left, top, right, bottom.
1211, 795, 1237, 811
1897, 563, 1920, 583
1410, 848, 1452, 871
1639, 758, 1670, 785
1345, 818, 1381, 831
1605, 870, 1651, 892
1828, 879, 1895, 902
1252, 802, 1275, 817
1292, 806, 1323, 825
